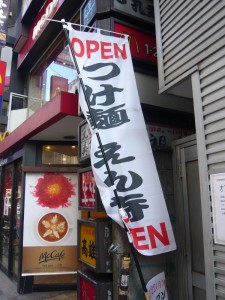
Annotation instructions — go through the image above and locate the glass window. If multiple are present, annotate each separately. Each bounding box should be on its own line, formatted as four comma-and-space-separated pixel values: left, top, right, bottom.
42, 144, 79, 165
12, 162, 22, 276
1, 165, 13, 270
29, 39, 78, 105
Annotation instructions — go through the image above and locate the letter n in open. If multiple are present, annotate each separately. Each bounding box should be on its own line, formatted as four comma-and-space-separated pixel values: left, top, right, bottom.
147, 222, 170, 249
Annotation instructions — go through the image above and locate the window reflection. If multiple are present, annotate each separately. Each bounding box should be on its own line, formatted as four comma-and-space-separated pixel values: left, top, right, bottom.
12, 162, 22, 276
29, 42, 78, 103
42, 144, 79, 165
1, 166, 13, 270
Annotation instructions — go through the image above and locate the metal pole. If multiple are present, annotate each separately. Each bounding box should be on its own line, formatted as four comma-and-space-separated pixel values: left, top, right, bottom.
62, 23, 150, 300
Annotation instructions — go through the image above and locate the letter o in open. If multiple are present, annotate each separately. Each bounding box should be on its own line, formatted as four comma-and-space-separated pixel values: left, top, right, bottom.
71, 37, 84, 57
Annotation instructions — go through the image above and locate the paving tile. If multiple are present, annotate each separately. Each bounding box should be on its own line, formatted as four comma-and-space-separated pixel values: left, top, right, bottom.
0, 271, 77, 300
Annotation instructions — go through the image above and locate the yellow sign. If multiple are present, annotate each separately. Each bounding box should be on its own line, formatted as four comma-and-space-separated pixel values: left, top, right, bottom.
0, 131, 10, 141
79, 223, 96, 267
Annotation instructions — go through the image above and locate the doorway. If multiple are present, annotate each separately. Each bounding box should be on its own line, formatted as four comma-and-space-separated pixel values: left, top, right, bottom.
0, 161, 22, 278
173, 135, 206, 299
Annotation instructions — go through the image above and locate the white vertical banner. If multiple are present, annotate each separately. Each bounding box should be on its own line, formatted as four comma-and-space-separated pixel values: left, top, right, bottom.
68, 26, 176, 256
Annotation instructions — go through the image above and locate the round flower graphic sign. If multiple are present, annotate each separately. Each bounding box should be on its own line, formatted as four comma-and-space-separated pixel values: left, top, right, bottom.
32, 173, 75, 208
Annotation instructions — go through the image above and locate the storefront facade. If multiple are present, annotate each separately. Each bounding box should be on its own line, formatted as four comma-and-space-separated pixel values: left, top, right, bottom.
0, 0, 199, 298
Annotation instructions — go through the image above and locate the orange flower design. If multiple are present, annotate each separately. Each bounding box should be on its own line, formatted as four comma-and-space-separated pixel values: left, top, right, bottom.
32, 173, 75, 208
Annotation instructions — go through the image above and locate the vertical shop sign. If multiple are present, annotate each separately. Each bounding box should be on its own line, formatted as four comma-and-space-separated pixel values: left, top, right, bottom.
210, 173, 225, 245
0, 61, 6, 113
22, 173, 80, 275
78, 119, 92, 162
79, 223, 96, 268
0, 0, 10, 45
67, 28, 176, 256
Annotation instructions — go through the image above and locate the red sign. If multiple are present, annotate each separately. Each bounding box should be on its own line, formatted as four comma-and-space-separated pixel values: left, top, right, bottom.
114, 22, 157, 63
80, 170, 96, 208
80, 277, 96, 300
0, 61, 6, 95
18, 0, 65, 68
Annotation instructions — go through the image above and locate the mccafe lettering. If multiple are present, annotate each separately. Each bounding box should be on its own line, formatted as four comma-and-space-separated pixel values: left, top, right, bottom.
39, 249, 65, 263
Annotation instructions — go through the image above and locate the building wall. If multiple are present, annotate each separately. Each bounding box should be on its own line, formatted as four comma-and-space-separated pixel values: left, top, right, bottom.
192, 47, 225, 299
154, 0, 225, 298
154, 0, 225, 92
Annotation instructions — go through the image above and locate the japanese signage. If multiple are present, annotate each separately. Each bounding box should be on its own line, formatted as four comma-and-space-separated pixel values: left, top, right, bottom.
78, 219, 112, 273
78, 119, 92, 162
114, 0, 154, 24
0, 0, 10, 45
78, 166, 105, 211
146, 272, 168, 300
22, 173, 80, 275
79, 169, 96, 208
210, 173, 225, 245
81, 0, 96, 26
147, 124, 193, 147
68, 27, 176, 255
79, 223, 96, 267
114, 22, 157, 63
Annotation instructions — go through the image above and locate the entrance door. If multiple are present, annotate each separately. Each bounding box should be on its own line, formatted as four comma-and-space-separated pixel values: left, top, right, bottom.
173, 136, 206, 299
0, 161, 22, 277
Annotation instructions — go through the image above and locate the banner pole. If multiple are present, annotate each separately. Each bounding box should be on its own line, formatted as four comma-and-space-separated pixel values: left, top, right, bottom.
62, 23, 150, 300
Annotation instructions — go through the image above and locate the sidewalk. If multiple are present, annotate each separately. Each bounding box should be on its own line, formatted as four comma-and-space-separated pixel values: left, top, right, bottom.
0, 271, 77, 300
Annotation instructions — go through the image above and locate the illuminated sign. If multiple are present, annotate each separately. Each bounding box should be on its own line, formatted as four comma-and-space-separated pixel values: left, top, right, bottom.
114, 22, 157, 63
78, 219, 112, 273
78, 166, 105, 211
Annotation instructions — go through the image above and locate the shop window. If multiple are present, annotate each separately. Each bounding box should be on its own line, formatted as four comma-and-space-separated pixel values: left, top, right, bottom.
29, 39, 78, 104
42, 144, 79, 165
12, 162, 22, 276
1, 165, 13, 271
